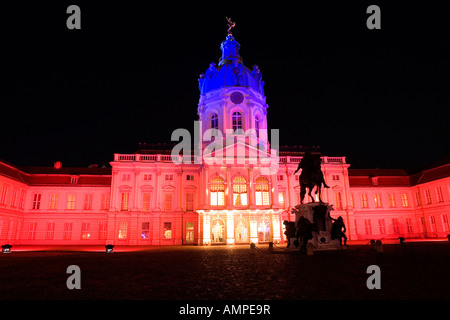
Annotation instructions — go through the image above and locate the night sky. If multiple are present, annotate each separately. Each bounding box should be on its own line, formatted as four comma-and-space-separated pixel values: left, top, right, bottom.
2, 2, 449, 171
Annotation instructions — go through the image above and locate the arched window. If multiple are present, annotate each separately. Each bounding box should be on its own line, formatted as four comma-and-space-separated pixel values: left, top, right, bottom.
258, 218, 271, 242
210, 113, 218, 130
211, 219, 225, 243
232, 112, 242, 131
210, 176, 225, 206
255, 177, 270, 206
255, 116, 260, 138
233, 176, 248, 206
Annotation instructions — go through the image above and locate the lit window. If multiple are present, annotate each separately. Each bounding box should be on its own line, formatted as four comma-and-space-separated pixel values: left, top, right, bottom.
67, 194, 76, 210
210, 176, 225, 206
401, 193, 409, 207
120, 192, 129, 211
141, 222, 150, 239
255, 177, 270, 206
164, 222, 172, 239
232, 112, 242, 131
233, 176, 248, 206
360, 193, 368, 208
278, 192, 285, 208
164, 193, 173, 212
118, 222, 128, 239
81, 223, 90, 239
374, 193, 382, 208
186, 222, 194, 243
388, 193, 396, 208
211, 113, 218, 129
49, 194, 59, 210
142, 192, 151, 212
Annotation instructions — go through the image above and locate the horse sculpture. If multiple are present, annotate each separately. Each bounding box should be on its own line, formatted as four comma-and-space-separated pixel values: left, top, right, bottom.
294, 151, 330, 204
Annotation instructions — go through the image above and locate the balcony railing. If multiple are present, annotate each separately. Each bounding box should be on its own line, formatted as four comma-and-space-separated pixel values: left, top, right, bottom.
114, 153, 346, 164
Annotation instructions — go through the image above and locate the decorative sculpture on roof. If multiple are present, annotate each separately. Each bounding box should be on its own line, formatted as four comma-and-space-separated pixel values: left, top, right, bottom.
226, 17, 236, 35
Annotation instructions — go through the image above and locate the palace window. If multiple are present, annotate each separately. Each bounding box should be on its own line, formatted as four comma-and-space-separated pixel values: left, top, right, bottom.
278, 192, 285, 208
210, 176, 225, 206
425, 189, 432, 204
46, 222, 55, 240
101, 194, 110, 210
32, 193, 42, 210
360, 193, 368, 208
255, 116, 260, 138
388, 193, 396, 208
436, 187, 444, 202
232, 112, 242, 131
401, 193, 409, 207
374, 193, 382, 208
364, 219, 372, 235
164, 222, 172, 239
142, 192, 151, 212
118, 222, 128, 239
143, 174, 152, 181
378, 219, 386, 235
164, 193, 173, 212
81, 223, 90, 239
255, 177, 270, 206
64, 223, 73, 240
120, 192, 129, 211
211, 113, 218, 130
49, 194, 59, 210
67, 194, 76, 210
335, 192, 342, 210
185, 193, 194, 211
141, 222, 150, 239
98, 222, 107, 240
84, 194, 93, 210
233, 176, 248, 206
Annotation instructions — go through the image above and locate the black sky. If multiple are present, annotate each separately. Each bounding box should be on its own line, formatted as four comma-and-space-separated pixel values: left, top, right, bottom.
2, 1, 449, 171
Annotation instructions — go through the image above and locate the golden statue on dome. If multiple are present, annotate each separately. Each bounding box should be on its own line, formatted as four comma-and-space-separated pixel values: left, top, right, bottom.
226, 17, 236, 35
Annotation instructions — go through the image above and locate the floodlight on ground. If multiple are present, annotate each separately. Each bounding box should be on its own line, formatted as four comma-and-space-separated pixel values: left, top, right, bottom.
2, 244, 12, 253
398, 237, 405, 244
105, 244, 114, 253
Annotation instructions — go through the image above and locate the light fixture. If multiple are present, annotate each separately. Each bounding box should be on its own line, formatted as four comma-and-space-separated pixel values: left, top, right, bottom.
105, 244, 114, 253
398, 237, 405, 244
2, 244, 12, 253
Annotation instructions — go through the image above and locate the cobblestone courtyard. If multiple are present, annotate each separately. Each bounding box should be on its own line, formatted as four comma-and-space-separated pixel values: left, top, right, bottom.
1, 242, 450, 300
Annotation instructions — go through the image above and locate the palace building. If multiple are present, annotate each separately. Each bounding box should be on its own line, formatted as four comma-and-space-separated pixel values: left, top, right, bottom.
1, 31, 449, 246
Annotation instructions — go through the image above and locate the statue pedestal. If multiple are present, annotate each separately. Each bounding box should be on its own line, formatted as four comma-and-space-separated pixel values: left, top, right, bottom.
293, 202, 342, 251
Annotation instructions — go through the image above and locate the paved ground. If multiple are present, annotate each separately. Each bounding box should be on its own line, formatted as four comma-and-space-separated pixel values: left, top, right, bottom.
1, 241, 450, 300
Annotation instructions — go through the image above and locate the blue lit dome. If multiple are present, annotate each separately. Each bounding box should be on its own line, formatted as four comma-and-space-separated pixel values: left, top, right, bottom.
198, 35, 265, 96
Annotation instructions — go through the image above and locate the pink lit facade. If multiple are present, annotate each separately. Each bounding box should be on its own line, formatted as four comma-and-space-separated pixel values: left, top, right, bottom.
1, 33, 449, 246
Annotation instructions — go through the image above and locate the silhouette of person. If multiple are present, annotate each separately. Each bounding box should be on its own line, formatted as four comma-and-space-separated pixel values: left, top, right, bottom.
296, 216, 313, 251
283, 220, 296, 248
330, 216, 348, 246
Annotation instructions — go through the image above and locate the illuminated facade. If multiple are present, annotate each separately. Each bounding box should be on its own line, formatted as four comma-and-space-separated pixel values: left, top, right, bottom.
1, 33, 449, 246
